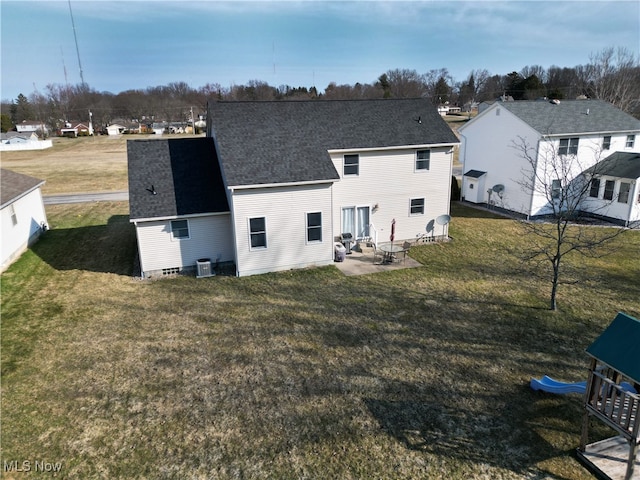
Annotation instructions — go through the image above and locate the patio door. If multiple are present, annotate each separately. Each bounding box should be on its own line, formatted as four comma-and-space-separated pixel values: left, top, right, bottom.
342, 206, 370, 239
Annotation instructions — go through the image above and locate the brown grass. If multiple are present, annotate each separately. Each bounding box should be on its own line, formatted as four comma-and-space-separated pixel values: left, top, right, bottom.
2, 201, 638, 479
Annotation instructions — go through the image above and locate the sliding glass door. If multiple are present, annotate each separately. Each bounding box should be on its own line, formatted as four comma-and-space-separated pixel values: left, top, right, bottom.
342, 206, 370, 239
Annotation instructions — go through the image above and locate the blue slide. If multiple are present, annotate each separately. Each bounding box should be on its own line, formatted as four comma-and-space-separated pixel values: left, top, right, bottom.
530, 375, 587, 394
530, 375, 638, 395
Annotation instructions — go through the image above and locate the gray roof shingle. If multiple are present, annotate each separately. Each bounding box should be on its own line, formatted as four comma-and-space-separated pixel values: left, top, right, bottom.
208, 98, 459, 187
1, 169, 45, 208
127, 138, 229, 220
585, 151, 640, 179
499, 99, 640, 136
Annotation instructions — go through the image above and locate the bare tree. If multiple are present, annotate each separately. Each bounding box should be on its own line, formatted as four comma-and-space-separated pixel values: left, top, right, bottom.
585, 47, 640, 114
512, 136, 630, 310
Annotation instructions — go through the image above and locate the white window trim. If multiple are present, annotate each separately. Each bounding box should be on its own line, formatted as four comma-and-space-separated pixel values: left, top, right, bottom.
170, 219, 190, 241
343, 154, 359, 176
415, 149, 431, 172
306, 211, 323, 244
409, 197, 426, 216
248, 216, 267, 250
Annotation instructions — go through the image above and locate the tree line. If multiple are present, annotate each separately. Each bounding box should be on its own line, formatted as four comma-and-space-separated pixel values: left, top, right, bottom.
2, 47, 638, 135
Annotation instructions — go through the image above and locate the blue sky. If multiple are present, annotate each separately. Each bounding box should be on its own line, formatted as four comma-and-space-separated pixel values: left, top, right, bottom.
1, 0, 639, 101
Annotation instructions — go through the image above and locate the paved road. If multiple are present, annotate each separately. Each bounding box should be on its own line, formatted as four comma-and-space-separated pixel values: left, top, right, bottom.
43, 191, 129, 205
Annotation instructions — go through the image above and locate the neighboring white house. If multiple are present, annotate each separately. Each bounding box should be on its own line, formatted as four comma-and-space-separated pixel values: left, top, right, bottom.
0, 132, 52, 151
1, 169, 48, 272
458, 99, 640, 223
106, 124, 126, 136
128, 99, 459, 277
15, 120, 49, 136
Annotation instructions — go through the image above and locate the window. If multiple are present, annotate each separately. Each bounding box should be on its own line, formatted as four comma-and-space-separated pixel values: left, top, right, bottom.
416, 150, 430, 170
626, 135, 635, 148
602, 136, 611, 150
603, 180, 615, 200
249, 217, 267, 249
589, 178, 600, 198
170, 219, 189, 239
343, 154, 359, 176
9, 204, 17, 226
410, 198, 425, 215
558, 137, 579, 156
618, 182, 631, 204
551, 179, 561, 199
306, 212, 322, 243
341, 206, 370, 239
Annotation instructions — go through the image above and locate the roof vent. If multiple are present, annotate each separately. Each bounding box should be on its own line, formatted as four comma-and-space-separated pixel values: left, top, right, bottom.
550, 99, 560, 105
586, 108, 590, 115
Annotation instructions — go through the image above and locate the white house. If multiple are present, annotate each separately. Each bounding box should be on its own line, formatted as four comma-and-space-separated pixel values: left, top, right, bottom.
581, 152, 640, 227
15, 120, 49, 136
1, 169, 48, 272
128, 99, 459, 277
458, 99, 640, 223
0, 132, 53, 151
106, 124, 126, 136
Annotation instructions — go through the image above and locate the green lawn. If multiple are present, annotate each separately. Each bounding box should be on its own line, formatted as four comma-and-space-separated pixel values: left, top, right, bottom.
2, 202, 638, 479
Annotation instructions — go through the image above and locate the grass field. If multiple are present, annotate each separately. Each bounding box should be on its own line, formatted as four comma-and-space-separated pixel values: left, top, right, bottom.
2, 201, 638, 479
1, 134, 199, 195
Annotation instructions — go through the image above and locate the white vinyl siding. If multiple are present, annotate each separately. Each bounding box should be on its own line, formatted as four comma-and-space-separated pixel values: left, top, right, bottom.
331, 146, 454, 243
231, 183, 333, 277
135, 214, 234, 276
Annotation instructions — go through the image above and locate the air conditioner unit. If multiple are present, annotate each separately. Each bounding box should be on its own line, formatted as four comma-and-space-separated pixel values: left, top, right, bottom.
196, 258, 214, 278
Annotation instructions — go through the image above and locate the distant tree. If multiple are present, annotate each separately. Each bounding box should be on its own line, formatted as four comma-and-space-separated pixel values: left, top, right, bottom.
434, 76, 451, 104
512, 136, 629, 311
1, 113, 12, 132
383, 69, 425, 98
377, 73, 391, 98
12, 93, 33, 123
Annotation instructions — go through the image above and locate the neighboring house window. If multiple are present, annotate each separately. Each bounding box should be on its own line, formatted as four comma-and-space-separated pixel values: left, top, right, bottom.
416, 150, 430, 170
306, 212, 322, 243
589, 178, 600, 198
558, 138, 579, 156
249, 217, 267, 249
410, 198, 425, 215
551, 179, 562, 199
602, 136, 611, 150
618, 182, 631, 204
626, 135, 635, 148
603, 180, 615, 200
343, 154, 359, 176
9, 204, 17, 226
171, 219, 189, 239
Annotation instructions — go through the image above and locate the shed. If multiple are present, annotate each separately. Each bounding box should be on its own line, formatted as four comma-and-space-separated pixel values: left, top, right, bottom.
578, 312, 640, 480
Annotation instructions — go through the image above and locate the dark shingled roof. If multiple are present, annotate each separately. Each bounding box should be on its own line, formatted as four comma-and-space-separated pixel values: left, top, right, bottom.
586, 312, 640, 383
1, 168, 45, 208
464, 169, 486, 178
127, 138, 229, 220
208, 98, 459, 187
499, 99, 640, 135
584, 151, 640, 179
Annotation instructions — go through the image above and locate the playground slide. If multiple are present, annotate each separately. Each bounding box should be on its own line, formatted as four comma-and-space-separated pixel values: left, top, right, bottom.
530, 375, 587, 394
530, 375, 638, 395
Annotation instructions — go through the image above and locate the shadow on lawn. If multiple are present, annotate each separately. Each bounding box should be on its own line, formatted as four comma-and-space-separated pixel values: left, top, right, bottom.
31, 215, 136, 275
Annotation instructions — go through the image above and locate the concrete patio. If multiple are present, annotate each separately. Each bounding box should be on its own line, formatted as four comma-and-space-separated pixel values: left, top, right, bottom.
333, 243, 423, 276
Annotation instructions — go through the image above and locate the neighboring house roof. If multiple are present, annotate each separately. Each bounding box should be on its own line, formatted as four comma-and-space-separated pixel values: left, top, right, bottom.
1, 169, 45, 209
584, 151, 640, 179
496, 99, 640, 136
127, 137, 229, 221
209, 98, 459, 187
586, 312, 640, 383
464, 169, 486, 178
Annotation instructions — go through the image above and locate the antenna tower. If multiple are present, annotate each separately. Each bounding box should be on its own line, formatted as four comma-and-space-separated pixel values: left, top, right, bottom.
68, 0, 85, 86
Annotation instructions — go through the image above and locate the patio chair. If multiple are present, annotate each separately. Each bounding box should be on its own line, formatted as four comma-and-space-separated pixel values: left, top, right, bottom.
401, 241, 412, 263
372, 243, 384, 264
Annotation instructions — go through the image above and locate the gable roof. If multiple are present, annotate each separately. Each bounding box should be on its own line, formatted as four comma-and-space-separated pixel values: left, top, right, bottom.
1, 169, 45, 209
584, 151, 640, 179
208, 98, 459, 187
497, 99, 640, 136
586, 312, 640, 383
127, 137, 229, 221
